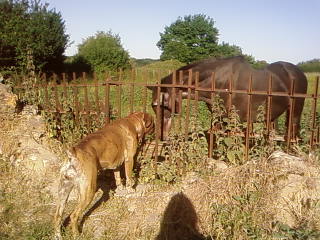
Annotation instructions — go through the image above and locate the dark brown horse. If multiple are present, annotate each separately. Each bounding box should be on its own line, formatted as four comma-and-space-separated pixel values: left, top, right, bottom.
148, 56, 308, 140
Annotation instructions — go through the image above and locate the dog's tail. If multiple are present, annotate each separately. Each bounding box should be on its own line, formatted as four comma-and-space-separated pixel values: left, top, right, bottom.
54, 149, 78, 239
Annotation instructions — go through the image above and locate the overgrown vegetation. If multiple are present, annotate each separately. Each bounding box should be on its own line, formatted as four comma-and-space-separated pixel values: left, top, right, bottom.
2, 68, 319, 239
298, 59, 320, 72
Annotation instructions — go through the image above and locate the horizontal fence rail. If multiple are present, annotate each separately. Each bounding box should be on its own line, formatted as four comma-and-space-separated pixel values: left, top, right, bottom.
13, 70, 320, 169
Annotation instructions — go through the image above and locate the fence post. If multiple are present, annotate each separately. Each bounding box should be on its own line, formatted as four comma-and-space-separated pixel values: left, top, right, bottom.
104, 72, 110, 124
310, 76, 319, 148
117, 69, 122, 119
266, 74, 273, 139
185, 69, 192, 139
43, 73, 50, 110
130, 69, 135, 114
93, 73, 99, 113
62, 73, 68, 101
53, 73, 62, 141
208, 72, 216, 158
171, 70, 177, 130
82, 72, 90, 128
194, 72, 199, 115
227, 74, 233, 113
154, 84, 161, 174
53, 74, 60, 111
142, 69, 148, 113
286, 78, 296, 151
178, 70, 183, 131
73, 72, 79, 125
245, 75, 253, 161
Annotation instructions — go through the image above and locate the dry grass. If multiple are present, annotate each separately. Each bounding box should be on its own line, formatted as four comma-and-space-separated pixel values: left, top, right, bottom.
1, 148, 320, 239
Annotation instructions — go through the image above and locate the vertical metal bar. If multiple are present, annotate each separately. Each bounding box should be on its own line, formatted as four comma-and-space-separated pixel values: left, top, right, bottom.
154, 85, 161, 174
142, 70, 148, 113
104, 73, 110, 124
130, 69, 135, 114
195, 71, 199, 115
228, 74, 233, 113
310, 76, 319, 148
178, 70, 183, 130
266, 74, 273, 138
245, 75, 253, 161
62, 73, 68, 101
171, 71, 177, 130
83, 72, 89, 113
82, 72, 90, 129
208, 72, 216, 158
93, 73, 99, 112
286, 78, 295, 151
117, 69, 122, 119
185, 69, 192, 139
43, 73, 49, 110
53, 74, 60, 111
72, 73, 79, 125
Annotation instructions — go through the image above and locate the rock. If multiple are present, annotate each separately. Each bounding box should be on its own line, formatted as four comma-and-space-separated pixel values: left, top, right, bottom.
0, 83, 61, 188
0, 83, 17, 114
207, 157, 229, 170
267, 151, 320, 227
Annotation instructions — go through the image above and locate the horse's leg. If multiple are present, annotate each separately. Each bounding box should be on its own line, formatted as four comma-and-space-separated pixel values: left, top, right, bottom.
286, 97, 305, 140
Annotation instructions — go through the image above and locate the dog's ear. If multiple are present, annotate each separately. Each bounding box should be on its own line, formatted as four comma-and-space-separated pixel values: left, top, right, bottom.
143, 113, 154, 133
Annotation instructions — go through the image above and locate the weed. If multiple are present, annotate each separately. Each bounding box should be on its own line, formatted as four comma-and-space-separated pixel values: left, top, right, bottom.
210, 95, 245, 164
273, 222, 320, 240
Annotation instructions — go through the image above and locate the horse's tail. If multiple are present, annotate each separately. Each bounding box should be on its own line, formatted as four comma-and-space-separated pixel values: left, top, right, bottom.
54, 149, 78, 240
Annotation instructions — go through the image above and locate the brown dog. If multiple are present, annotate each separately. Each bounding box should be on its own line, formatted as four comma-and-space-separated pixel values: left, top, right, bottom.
54, 112, 154, 239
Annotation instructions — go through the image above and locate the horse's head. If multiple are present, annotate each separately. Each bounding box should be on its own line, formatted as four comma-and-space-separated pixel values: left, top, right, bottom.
147, 86, 181, 141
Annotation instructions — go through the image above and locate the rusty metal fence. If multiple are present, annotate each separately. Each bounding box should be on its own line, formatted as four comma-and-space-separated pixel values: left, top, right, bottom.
13, 70, 320, 163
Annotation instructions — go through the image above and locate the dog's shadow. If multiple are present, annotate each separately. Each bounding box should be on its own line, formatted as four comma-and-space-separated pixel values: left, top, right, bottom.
62, 169, 117, 232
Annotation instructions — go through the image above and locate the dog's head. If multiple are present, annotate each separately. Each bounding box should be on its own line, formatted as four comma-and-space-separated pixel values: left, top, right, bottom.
128, 112, 154, 140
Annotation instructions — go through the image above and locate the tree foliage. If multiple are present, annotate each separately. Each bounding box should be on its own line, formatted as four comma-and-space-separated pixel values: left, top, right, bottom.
0, 0, 69, 73
77, 31, 131, 73
157, 14, 220, 64
157, 14, 245, 64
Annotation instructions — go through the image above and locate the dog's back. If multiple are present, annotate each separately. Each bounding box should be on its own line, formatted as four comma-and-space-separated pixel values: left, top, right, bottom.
72, 118, 139, 170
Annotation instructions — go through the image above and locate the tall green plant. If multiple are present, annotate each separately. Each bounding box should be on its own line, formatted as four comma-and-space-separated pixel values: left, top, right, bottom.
210, 95, 245, 164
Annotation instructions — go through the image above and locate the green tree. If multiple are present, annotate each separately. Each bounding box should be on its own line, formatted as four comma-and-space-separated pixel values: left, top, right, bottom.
157, 14, 220, 64
77, 31, 131, 73
215, 42, 242, 58
0, 0, 69, 73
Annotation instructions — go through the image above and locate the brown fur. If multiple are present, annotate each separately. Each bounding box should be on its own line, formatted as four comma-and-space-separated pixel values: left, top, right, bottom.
54, 112, 154, 239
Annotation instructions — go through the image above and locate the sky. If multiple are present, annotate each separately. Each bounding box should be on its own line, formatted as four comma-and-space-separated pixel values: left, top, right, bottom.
45, 0, 320, 64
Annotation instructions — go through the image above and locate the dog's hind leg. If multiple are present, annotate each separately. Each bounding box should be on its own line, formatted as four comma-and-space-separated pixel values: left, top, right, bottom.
54, 162, 77, 240
69, 164, 97, 237
114, 169, 123, 189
